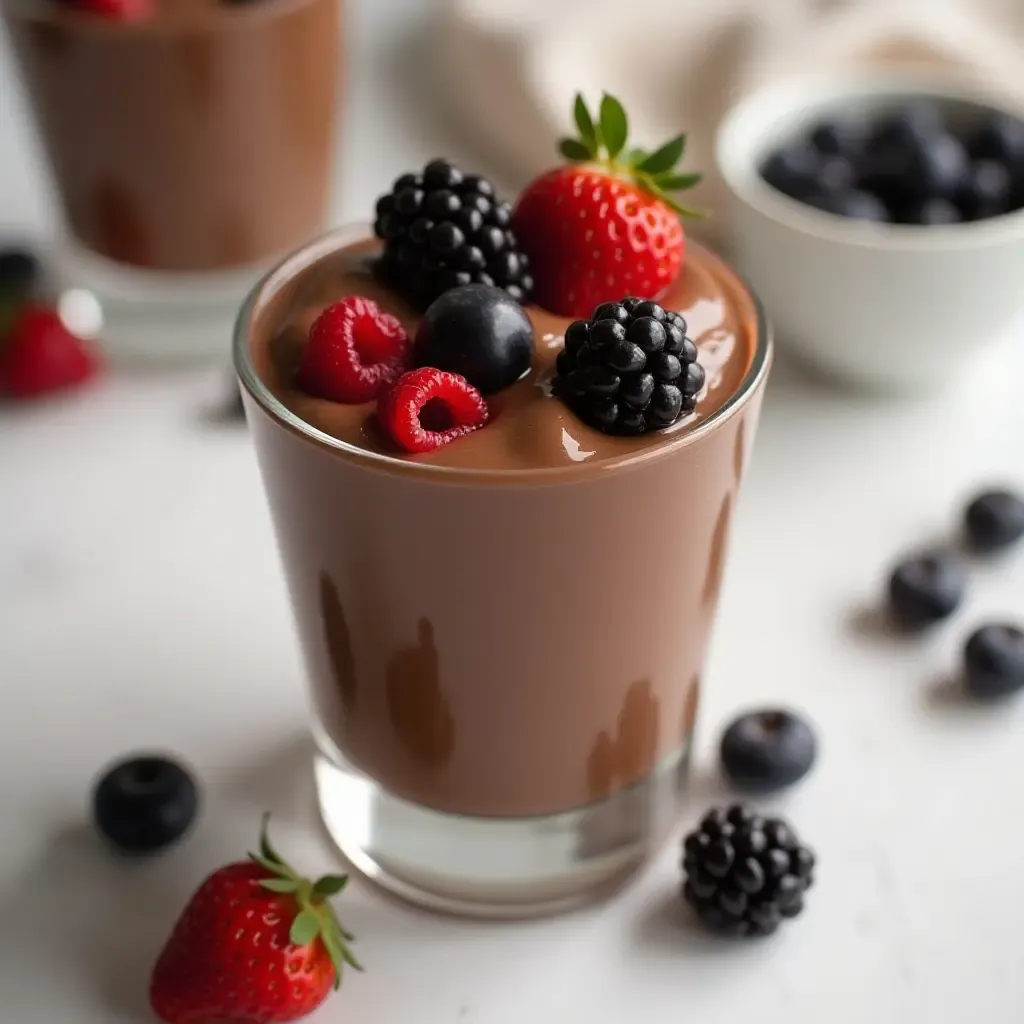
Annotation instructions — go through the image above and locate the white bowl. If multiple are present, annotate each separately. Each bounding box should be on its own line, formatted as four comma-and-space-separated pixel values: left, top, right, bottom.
715, 73, 1024, 391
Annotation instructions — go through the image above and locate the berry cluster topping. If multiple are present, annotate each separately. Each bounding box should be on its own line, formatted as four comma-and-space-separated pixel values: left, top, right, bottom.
682, 804, 815, 938
513, 93, 702, 318
554, 297, 704, 435
297, 296, 411, 404
374, 159, 533, 310
377, 367, 489, 454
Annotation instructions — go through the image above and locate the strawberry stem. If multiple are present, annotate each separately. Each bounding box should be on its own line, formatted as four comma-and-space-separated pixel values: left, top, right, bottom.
251, 815, 363, 989
557, 92, 707, 218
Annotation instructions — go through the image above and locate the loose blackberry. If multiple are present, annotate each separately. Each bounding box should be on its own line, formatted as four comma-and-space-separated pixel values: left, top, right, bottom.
682, 804, 815, 938
373, 159, 533, 310
555, 298, 704, 435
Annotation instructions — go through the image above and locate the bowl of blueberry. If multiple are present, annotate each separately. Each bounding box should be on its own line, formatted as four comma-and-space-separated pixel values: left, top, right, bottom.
715, 73, 1024, 391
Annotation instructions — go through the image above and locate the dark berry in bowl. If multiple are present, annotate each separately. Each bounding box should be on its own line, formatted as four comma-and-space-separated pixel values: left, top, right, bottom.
809, 119, 862, 159
413, 284, 534, 394
964, 488, 1024, 552
555, 299, 704, 435
963, 624, 1024, 699
374, 159, 532, 310
967, 113, 1024, 165
720, 709, 817, 793
760, 142, 821, 201
92, 754, 199, 855
959, 160, 1014, 220
681, 804, 815, 937
902, 197, 961, 225
806, 189, 889, 222
887, 553, 966, 629
869, 102, 945, 150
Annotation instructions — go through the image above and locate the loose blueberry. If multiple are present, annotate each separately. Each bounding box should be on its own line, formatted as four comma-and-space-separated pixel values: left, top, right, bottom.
963, 624, 1024, 699
92, 754, 199, 855
719, 710, 817, 793
887, 553, 966, 628
413, 283, 534, 394
964, 488, 1024, 552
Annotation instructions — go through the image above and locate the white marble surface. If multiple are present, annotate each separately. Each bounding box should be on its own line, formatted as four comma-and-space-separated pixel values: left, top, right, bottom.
3, 2, 1024, 1022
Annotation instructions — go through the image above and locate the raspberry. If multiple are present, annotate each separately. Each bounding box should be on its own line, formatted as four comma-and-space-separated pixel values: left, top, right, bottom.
0, 304, 101, 399
297, 296, 410, 404
68, 0, 155, 19
377, 367, 489, 453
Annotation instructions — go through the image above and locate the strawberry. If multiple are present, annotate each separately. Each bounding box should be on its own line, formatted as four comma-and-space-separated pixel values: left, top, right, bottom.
150, 816, 361, 1024
0, 304, 101, 399
512, 93, 703, 319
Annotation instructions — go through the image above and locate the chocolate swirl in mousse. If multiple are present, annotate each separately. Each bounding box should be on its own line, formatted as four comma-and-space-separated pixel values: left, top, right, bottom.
251, 238, 759, 471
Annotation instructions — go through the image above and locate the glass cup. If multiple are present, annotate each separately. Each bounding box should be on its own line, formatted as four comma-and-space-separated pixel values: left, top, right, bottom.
2, 0, 342, 361
235, 224, 773, 917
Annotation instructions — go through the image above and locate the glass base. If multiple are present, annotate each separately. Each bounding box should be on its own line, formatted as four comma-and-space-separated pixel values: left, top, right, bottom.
313, 729, 692, 919
51, 237, 267, 365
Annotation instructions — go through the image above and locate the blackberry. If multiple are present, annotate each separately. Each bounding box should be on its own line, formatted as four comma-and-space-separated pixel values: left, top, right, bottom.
554, 298, 704, 435
682, 804, 815, 938
373, 159, 533, 310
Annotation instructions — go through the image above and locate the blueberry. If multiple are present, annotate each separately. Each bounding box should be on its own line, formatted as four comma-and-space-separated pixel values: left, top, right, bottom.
963, 624, 1024, 699
413, 284, 534, 393
807, 189, 889, 222
809, 119, 861, 158
92, 755, 199, 855
817, 156, 856, 194
0, 247, 40, 296
761, 142, 820, 200
964, 488, 1024, 552
719, 710, 817, 793
959, 160, 1013, 220
903, 197, 961, 225
967, 113, 1024, 165
887, 553, 966, 628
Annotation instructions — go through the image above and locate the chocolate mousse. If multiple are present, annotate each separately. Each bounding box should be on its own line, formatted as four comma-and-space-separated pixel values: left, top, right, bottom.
239, 230, 769, 818
2, 0, 341, 272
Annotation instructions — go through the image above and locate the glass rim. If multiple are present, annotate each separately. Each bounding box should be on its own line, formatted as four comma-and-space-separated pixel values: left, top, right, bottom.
233, 223, 774, 486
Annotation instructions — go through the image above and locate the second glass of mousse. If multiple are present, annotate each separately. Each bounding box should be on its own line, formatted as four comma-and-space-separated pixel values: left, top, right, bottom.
2, 0, 342, 359
236, 97, 773, 916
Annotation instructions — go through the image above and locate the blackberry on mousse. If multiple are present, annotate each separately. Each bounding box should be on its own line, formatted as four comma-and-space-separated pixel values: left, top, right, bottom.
374, 159, 534, 310
555, 298, 705, 435
682, 804, 815, 937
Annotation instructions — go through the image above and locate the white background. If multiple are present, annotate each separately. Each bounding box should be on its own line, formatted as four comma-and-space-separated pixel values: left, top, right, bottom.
3, 1, 1024, 1021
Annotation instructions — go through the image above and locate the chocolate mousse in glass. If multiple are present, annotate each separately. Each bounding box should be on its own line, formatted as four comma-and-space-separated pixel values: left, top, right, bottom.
235, 121, 772, 915
2, 0, 341, 360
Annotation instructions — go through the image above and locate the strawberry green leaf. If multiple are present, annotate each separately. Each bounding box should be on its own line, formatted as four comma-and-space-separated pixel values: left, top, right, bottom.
313, 875, 349, 898
637, 134, 686, 175
558, 137, 592, 163
320, 927, 346, 990
599, 94, 628, 159
259, 878, 301, 894
573, 93, 597, 152
289, 908, 322, 947
655, 171, 703, 191
259, 813, 285, 866
249, 852, 297, 880
624, 147, 647, 166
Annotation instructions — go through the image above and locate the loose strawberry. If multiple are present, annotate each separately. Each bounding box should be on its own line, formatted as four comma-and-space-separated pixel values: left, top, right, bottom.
513, 93, 703, 318
67, 0, 155, 20
297, 295, 411, 404
150, 816, 361, 1024
378, 366, 489, 453
0, 304, 101, 399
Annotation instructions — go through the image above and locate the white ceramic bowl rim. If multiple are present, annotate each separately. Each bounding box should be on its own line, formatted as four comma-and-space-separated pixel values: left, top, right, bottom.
715, 71, 1024, 252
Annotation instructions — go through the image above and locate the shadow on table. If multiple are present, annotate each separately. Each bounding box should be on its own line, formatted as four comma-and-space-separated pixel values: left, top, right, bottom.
0, 822, 197, 1021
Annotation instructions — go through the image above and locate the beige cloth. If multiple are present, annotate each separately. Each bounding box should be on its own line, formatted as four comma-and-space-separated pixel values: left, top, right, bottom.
438, 0, 1024, 244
